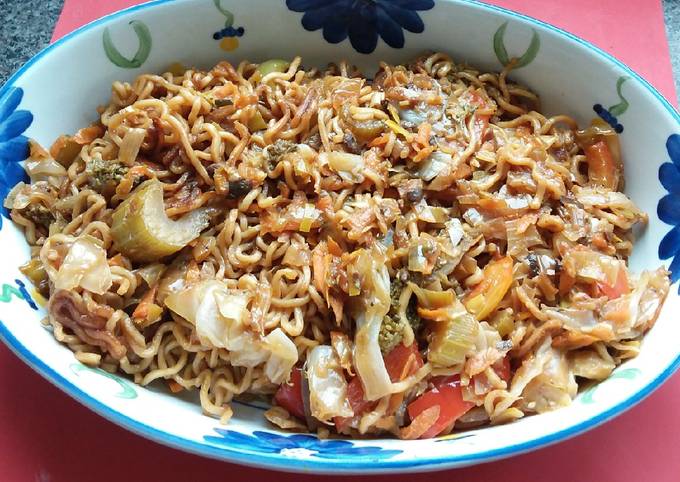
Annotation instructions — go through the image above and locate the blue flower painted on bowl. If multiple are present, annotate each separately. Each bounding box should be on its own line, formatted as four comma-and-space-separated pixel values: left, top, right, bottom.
286, 0, 434, 54
204, 429, 402, 459
658, 133, 680, 289
0, 87, 32, 228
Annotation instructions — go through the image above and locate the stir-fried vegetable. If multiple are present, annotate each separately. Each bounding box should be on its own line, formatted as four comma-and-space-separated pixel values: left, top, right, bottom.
274, 367, 305, 420
86, 158, 128, 195
50, 124, 103, 166
464, 256, 514, 321
248, 111, 268, 131
132, 285, 163, 327
378, 277, 421, 353
11, 53, 672, 441
264, 328, 298, 384
322, 151, 364, 183
333, 376, 378, 432
353, 244, 395, 401
20, 258, 49, 296
585, 141, 619, 190
24, 141, 67, 185
597, 264, 629, 299
165, 280, 250, 350
577, 118, 623, 190
50, 236, 112, 295
306, 345, 353, 422
424, 298, 479, 367
562, 248, 624, 289
256, 59, 290, 78
339, 104, 385, 144
407, 376, 474, 438
384, 342, 424, 382
111, 179, 210, 262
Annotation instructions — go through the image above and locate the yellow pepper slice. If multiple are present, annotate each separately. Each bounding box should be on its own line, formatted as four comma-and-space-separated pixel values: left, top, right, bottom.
463, 256, 514, 321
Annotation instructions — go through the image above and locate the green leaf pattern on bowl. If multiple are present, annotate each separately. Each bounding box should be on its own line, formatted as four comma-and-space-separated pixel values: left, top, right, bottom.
581, 368, 642, 405
70, 363, 138, 399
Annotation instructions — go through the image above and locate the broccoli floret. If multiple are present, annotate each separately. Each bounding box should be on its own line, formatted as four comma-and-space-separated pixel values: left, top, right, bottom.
379, 315, 404, 355
405, 294, 421, 332
22, 203, 54, 229
86, 158, 128, 194
264, 139, 298, 171
378, 276, 423, 354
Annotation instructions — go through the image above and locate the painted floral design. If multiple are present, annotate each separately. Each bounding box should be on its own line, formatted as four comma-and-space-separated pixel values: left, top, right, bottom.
580, 367, 641, 404
286, 0, 434, 54
70, 363, 137, 399
0, 279, 38, 310
103, 20, 152, 69
204, 429, 402, 459
593, 76, 628, 133
493, 22, 540, 69
212, 0, 245, 52
0, 87, 32, 227
658, 133, 680, 288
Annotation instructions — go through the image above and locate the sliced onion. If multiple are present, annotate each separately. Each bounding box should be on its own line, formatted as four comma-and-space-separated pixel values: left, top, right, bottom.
118, 127, 147, 166
4, 183, 31, 210
446, 218, 465, 247
463, 208, 483, 226
413, 199, 449, 224
135, 263, 166, 287
54, 235, 112, 295
352, 244, 394, 401
562, 248, 623, 286
417, 150, 451, 181
25, 157, 67, 184
305, 345, 353, 422
165, 280, 251, 350
322, 151, 365, 183
264, 328, 298, 384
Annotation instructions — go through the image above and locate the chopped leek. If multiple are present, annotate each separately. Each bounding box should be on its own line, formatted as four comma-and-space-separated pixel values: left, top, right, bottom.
427, 299, 479, 367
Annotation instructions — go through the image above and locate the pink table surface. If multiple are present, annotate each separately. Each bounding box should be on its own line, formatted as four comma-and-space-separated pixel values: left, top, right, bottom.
2, 1, 679, 481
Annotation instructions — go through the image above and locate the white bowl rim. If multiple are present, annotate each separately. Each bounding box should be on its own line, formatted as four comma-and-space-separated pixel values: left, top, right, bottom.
1, 0, 679, 474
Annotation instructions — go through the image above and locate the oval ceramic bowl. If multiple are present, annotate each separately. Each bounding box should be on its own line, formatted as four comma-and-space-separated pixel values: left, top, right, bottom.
1, 0, 679, 474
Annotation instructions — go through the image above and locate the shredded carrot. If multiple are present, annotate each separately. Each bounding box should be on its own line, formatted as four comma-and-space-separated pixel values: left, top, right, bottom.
311, 242, 328, 294
399, 405, 440, 440
213, 83, 237, 99
108, 254, 126, 268
453, 163, 472, 180
386, 392, 405, 415
369, 133, 391, 147
327, 237, 343, 257
315, 192, 334, 217
559, 272, 575, 296
412, 145, 435, 163
132, 285, 158, 321
168, 380, 184, 393
414, 122, 431, 147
